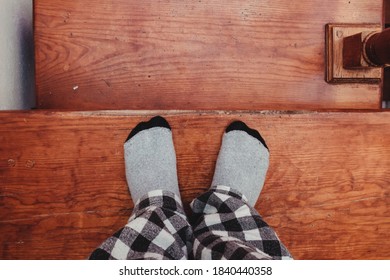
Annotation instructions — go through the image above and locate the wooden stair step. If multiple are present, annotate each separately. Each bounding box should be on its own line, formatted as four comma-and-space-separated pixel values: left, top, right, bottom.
1, 110, 389, 259
35, 0, 383, 110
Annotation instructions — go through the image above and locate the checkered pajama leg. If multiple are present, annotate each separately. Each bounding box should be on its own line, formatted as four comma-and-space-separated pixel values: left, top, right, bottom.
190, 186, 293, 260
89, 190, 193, 260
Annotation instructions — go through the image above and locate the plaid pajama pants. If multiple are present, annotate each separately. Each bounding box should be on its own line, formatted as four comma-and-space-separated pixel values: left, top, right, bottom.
89, 186, 292, 260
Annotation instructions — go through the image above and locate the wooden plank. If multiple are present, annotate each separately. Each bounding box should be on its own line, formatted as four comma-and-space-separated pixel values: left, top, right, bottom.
1, 110, 389, 259
34, 0, 383, 110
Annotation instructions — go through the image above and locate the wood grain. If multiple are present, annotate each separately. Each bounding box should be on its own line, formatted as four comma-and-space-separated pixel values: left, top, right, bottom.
1, 110, 389, 259
34, 0, 383, 110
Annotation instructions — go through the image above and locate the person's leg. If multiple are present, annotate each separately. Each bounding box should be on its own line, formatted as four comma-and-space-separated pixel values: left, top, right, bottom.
90, 116, 193, 260
191, 121, 292, 260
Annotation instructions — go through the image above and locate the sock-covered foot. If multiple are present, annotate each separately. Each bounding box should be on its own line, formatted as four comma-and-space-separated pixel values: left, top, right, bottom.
211, 121, 270, 206
124, 116, 180, 203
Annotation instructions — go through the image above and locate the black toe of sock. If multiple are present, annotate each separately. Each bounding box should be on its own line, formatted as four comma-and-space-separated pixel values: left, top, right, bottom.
125, 116, 171, 142
226, 120, 269, 150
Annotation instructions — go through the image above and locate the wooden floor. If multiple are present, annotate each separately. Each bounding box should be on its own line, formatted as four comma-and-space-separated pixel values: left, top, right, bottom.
1, 110, 389, 259
35, 0, 383, 110
4, 0, 388, 261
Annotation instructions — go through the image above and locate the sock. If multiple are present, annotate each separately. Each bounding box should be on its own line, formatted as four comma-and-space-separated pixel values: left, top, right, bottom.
211, 121, 270, 206
124, 116, 180, 203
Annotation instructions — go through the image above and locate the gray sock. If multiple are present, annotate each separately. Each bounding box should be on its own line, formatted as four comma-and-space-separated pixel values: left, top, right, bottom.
211, 121, 270, 206
124, 116, 180, 203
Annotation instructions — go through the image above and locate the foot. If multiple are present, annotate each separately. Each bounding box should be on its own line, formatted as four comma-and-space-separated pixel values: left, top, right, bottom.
211, 121, 269, 206
124, 116, 180, 203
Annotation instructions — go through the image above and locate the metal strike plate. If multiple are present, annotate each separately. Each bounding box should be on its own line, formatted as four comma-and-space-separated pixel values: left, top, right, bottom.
325, 23, 382, 84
